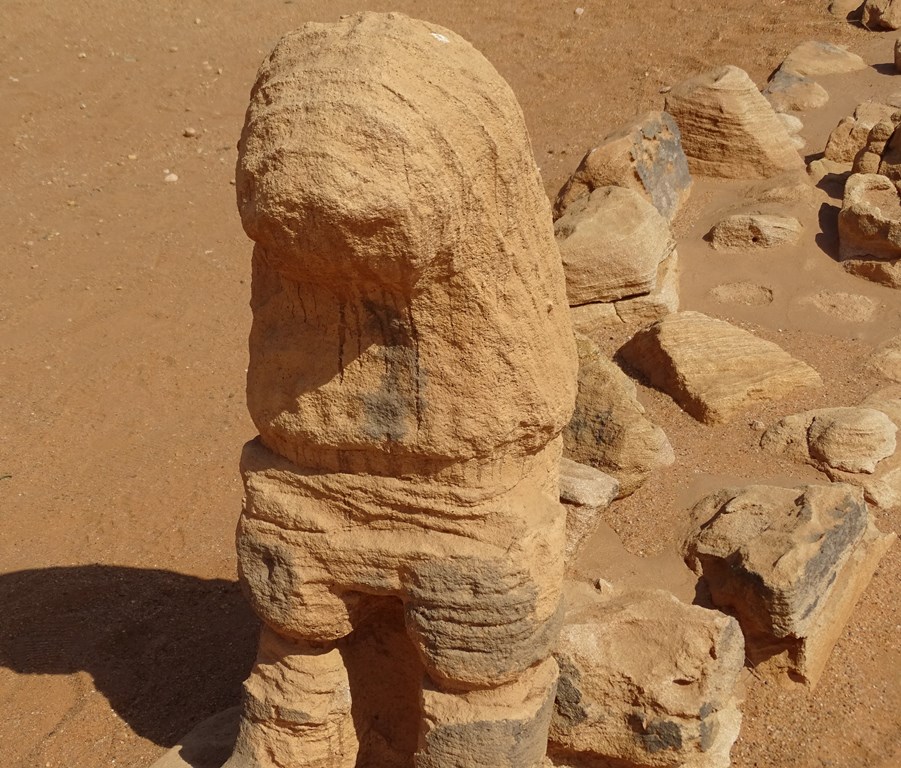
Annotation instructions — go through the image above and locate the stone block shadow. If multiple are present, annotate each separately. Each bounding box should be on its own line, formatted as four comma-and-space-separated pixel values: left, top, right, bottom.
0, 565, 259, 748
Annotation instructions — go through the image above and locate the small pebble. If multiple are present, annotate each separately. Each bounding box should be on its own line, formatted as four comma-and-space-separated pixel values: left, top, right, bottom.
77, 52, 87, 59
749, 419, 767, 432
575, 7, 585, 15
183, 127, 197, 138
659, 85, 672, 93
127, 154, 137, 161
164, 173, 179, 183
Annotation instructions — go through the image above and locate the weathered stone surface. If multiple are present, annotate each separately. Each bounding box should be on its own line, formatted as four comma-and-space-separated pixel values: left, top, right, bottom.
863, 0, 901, 29
554, 111, 693, 222
559, 458, 619, 563
838, 173, 901, 288
547, 584, 744, 768
825, 102, 896, 163
665, 65, 804, 179
618, 311, 822, 424
869, 334, 901, 382
763, 70, 829, 113
852, 115, 901, 174
708, 213, 802, 250
761, 399, 901, 509
564, 335, 674, 497
878, 122, 901, 184
777, 40, 867, 78
555, 187, 675, 305
896, 38, 901, 72
683, 484, 895, 686
807, 157, 852, 186
228, 13, 577, 768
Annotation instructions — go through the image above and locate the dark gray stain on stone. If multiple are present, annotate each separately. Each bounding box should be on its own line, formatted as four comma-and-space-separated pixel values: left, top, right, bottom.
628, 712, 683, 753
553, 656, 588, 728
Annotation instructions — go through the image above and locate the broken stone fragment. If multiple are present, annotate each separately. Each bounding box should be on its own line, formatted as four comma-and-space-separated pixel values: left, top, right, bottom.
838, 173, 901, 288
852, 115, 901, 174
559, 458, 619, 564
776, 40, 867, 78
547, 584, 744, 768
707, 213, 802, 251
763, 70, 829, 113
829, 0, 865, 19
554, 186, 675, 306
553, 111, 693, 222
564, 335, 674, 498
618, 311, 822, 424
682, 484, 895, 687
665, 65, 804, 179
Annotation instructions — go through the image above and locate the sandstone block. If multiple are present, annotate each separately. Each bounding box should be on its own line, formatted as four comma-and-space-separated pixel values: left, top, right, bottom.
863, 0, 901, 28
665, 65, 804, 179
555, 187, 675, 305
838, 173, 901, 288
852, 116, 901, 174
682, 484, 895, 686
618, 311, 822, 424
564, 335, 674, 497
547, 585, 744, 768
763, 70, 829, 113
776, 41, 867, 78
708, 213, 802, 251
559, 458, 619, 563
553, 111, 693, 222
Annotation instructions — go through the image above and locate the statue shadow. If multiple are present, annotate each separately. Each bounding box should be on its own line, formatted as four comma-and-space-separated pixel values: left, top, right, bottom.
0, 565, 259, 748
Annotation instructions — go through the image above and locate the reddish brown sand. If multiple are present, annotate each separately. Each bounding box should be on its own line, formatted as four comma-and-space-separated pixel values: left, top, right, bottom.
0, 1, 898, 767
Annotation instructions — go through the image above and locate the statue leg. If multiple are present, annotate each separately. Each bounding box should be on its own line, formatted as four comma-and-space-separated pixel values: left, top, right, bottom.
224, 627, 358, 768
415, 658, 559, 768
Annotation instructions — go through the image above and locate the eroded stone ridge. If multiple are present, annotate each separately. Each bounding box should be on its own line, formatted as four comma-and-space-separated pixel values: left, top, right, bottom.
227, 12, 577, 768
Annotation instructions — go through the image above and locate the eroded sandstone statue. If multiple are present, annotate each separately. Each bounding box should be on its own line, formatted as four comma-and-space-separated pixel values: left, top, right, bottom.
228, 13, 577, 767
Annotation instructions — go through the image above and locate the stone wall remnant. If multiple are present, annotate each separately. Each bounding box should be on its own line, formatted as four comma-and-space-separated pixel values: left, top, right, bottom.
227, 12, 578, 767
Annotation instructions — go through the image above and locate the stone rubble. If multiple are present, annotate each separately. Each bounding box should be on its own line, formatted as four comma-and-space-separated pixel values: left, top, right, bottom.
707, 213, 803, 251
837, 172, 901, 288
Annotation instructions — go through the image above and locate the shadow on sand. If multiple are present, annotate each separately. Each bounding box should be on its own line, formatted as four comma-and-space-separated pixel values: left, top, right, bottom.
0, 565, 259, 748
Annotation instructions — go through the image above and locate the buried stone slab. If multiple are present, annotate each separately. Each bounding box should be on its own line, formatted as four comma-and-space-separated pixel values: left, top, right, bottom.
838, 173, 901, 288
546, 583, 744, 768
618, 311, 822, 424
707, 213, 802, 251
775, 40, 866, 79
665, 65, 804, 179
553, 111, 693, 222
682, 484, 895, 687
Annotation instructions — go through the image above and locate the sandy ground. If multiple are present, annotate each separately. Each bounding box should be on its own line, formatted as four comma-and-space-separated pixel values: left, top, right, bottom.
0, 1, 898, 766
